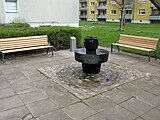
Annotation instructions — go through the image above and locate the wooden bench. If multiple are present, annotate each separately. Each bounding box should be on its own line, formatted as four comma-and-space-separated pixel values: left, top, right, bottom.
0, 35, 53, 63
111, 34, 160, 62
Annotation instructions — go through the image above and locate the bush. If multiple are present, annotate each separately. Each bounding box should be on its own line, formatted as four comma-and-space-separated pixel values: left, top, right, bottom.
1, 23, 30, 28
0, 26, 82, 50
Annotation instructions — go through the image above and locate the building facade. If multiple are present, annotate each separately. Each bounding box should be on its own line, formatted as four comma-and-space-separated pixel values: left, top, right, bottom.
79, 0, 160, 23
0, 0, 79, 27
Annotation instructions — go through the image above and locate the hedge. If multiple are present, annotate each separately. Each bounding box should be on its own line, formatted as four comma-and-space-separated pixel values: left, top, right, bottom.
0, 26, 82, 50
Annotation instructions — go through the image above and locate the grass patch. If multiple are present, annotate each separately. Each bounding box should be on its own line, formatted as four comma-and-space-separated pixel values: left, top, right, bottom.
80, 20, 160, 58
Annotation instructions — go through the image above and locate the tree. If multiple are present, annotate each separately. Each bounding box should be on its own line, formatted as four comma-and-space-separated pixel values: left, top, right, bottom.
113, 0, 134, 31
150, 0, 160, 11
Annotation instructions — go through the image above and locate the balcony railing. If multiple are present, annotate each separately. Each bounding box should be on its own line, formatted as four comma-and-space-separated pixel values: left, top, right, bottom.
149, 14, 160, 20
126, 3, 133, 9
97, 14, 106, 19
119, 14, 132, 19
80, 0, 87, 2
125, 14, 132, 19
97, 0, 106, 1
79, 15, 87, 19
79, 7, 87, 11
97, 5, 107, 10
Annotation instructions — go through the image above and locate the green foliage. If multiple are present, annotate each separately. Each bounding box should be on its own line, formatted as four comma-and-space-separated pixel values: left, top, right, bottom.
0, 26, 82, 50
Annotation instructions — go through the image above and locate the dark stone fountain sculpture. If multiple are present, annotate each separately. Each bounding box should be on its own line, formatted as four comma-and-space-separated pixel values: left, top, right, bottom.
75, 36, 109, 74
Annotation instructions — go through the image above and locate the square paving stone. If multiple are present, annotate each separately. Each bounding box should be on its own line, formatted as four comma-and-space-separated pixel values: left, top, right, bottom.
135, 117, 145, 120
24, 72, 49, 82
100, 105, 138, 120
131, 77, 156, 91
37, 110, 72, 120
0, 96, 24, 112
42, 84, 66, 98
12, 82, 38, 94
19, 91, 48, 104
136, 91, 160, 107
0, 106, 32, 120
62, 102, 96, 120
0, 80, 11, 89
149, 77, 160, 86
84, 113, 106, 120
84, 94, 116, 112
26, 99, 58, 117
50, 91, 80, 108
103, 88, 133, 104
120, 98, 153, 116
147, 86, 160, 97
7, 76, 31, 84
142, 108, 160, 120
117, 83, 146, 96
0, 87, 16, 99
33, 79, 53, 89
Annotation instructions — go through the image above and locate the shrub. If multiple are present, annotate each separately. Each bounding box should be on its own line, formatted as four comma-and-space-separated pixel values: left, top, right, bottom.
2, 23, 30, 28
0, 26, 82, 50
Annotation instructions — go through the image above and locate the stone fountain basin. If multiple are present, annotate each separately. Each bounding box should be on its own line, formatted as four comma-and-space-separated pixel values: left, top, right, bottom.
75, 48, 109, 64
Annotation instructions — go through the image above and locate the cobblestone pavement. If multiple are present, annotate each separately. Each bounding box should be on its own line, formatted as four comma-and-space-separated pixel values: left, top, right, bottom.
0, 47, 160, 120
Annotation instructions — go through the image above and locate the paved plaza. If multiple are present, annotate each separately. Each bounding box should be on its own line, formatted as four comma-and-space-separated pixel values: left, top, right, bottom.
0, 47, 160, 120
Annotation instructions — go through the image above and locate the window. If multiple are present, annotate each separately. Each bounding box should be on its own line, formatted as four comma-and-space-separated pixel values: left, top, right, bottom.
90, 11, 95, 15
111, 10, 116, 15
90, 2, 95, 6
126, 10, 132, 14
111, 0, 116, 5
138, 9, 146, 15
139, 0, 146, 3
5, 0, 17, 12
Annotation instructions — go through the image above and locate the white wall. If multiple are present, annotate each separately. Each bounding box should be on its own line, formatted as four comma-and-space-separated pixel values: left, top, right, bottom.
19, 0, 79, 27
1, 0, 79, 27
0, 0, 5, 24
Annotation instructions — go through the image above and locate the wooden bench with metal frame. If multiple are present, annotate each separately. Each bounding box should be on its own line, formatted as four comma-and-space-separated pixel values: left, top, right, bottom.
111, 34, 160, 62
0, 35, 54, 63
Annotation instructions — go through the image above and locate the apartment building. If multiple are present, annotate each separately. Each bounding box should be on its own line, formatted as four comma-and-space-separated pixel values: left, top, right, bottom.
0, 0, 79, 27
79, 0, 160, 23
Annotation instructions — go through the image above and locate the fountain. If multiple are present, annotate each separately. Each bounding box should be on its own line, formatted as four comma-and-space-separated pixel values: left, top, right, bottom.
75, 36, 109, 74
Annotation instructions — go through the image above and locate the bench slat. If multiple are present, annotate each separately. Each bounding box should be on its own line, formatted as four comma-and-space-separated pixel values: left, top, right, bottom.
0, 36, 49, 50
118, 35, 159, 49
112, 43, 154, 51
1, 46, 53, 53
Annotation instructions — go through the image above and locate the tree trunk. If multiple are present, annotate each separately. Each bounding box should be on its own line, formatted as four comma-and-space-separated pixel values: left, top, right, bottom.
150, 0, 160, 11
120, 10, 123, 31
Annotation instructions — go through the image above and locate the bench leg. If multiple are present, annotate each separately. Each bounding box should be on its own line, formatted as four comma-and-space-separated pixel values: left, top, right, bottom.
148, 51, 151, 62
46, 48, 49, 54
117, 45, 120, 51
51, 47, 53, 57
153, 51, 157, 60
1, 53, 5, 64
111, 44, 113, 53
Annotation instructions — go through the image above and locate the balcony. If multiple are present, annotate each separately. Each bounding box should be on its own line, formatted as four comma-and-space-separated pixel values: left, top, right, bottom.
79, 7, 87, 11
79, 15, 87, 19
97, 14, 106, 19
80, 0, 87, 2
125, 14, 132, 19
97, 5, 107, 10
126, 3, 133, 10
97, 0, 106, 1
149, 14, 160, 20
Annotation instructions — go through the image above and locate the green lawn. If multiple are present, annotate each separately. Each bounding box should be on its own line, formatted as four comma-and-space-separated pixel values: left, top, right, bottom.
80, 20, 160, 58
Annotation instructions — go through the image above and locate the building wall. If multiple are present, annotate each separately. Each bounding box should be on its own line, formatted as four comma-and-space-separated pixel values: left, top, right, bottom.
107, 0, 120, 22
0, 0, 5, 24
1, 0, 79, 27
80, 0, 158, 24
